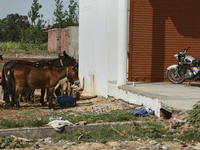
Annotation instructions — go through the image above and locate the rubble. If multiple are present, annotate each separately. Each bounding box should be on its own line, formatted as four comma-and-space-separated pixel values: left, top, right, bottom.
0, 136, 30, 149
72, 103, 131, 114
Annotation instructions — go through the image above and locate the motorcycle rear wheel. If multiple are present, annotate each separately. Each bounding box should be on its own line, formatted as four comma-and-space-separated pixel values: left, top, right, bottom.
166, 68, 185, 84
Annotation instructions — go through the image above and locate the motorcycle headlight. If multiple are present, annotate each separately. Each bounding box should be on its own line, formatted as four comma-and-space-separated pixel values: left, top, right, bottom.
174, 54, 179, 60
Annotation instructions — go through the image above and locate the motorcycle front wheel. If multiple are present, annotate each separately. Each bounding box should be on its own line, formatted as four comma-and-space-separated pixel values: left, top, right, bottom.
166, 68, 185, 84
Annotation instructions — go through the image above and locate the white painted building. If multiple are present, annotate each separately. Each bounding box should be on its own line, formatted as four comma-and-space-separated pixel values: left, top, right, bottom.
79, 0, 128, 96
79, 0, 161, 116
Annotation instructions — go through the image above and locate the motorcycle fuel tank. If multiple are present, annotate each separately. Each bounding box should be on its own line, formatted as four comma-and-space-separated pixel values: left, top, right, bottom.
185, 56, 195, 63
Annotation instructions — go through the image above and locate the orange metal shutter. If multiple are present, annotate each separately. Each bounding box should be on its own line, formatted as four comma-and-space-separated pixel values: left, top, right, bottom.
129, 0, 200, 82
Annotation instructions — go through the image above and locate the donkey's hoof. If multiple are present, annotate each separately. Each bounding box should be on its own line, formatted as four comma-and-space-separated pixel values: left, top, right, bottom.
16, 105, 21, 109
41, 103, 47, 106
3, 103, 10, 109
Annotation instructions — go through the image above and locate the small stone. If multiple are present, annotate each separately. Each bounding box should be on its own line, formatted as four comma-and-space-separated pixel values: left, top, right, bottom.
78, 121, 87, 125
149, 140, 157, 145
101, 140, 106, 144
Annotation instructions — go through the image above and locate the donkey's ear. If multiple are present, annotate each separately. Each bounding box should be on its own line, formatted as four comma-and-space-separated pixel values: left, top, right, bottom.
63, 51, 69, 58
73, 64, 78, 71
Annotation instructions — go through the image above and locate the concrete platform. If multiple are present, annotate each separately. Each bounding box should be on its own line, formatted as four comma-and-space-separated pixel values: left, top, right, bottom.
108, 81, 200, 117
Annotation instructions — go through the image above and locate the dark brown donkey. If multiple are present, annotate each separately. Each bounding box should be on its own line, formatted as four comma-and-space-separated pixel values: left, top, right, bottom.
2, 51, 77, 104
7, 63, 79, 109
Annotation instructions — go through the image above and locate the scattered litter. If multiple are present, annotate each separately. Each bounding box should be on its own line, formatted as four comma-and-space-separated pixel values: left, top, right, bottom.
49, 117, 62, 121
11, 135, 30, 142
34, 143, 40, 149
133, 107, 155, 117
161, 145, 167, 149
173, 117, 177, 122
44, 137, 52, 142
47, 120, 73, 131
78, 135, 83, 140
180, 142, 188, 147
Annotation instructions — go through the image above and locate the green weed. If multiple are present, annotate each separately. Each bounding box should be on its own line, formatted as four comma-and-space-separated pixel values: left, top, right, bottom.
53, 122, 200, 144
0, 42, 51, 54
188, 101, 200, 128
0, 117, 49, 128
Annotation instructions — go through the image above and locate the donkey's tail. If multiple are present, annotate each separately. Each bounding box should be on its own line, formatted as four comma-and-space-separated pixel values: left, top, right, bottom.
1, 66, 7, 92
6, 65, 16, 97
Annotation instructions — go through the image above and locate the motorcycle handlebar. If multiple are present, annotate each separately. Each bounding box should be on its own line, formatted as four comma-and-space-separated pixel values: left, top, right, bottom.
184, 46, 191, 53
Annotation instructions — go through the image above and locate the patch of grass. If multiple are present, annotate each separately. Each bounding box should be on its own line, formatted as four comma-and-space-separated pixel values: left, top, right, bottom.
0, 108, 156, 129
0, 117, 49, 128
178, 128, 200, 143
23, 109, 42, 116
0, 42, 58, 54
52, 122, 171, 143
53, 109, 139, 124
53, 122, 200, 144
188, 101, 200, 128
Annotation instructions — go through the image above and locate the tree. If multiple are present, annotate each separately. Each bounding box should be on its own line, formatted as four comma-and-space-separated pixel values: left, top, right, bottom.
28, 0, 42, 25
26, 0, 47, 46
53, 0, 67, 28
0, 14, 30, 42
65, 0, 79, 26
53, 0, 79, 28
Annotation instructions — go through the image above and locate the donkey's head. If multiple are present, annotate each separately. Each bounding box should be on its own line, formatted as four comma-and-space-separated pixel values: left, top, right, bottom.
68, 64, 79, 84
61, 51, 76, 66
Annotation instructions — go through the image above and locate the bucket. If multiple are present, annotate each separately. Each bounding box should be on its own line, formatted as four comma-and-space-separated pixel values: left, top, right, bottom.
56, 96, 76, 107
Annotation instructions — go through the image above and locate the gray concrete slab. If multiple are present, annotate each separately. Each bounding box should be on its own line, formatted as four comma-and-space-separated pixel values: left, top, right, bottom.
121, 82, 200, 111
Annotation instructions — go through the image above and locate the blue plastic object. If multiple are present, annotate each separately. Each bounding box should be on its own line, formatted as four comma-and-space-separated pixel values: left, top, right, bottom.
56, 96, 76, 107
133, 108, 149, 117
133, 109, 155, 117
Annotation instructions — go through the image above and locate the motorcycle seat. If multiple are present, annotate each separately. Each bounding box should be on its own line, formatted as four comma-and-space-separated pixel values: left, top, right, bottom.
192, 60, 200, 65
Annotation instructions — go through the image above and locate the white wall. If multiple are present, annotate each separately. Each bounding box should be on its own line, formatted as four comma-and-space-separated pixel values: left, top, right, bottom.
79, 0, 119, 97
68, 26, 79, 60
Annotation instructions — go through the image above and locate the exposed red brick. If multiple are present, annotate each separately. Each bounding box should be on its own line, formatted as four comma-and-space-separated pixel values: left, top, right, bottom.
172, 110, 181, 115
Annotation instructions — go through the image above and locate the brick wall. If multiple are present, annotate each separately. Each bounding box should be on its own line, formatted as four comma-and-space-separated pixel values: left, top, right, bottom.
48, 29, 62, 52
48, 27, 79, 60
61, 28, 69, 54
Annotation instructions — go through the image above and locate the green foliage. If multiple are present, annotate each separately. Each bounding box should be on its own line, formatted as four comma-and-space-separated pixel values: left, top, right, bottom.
27, 0, 47, 46
53, 122, 200, 144
188, 101, 200, 128
65, 0, 79, 26
0, 14, 30, 42
54, 0, 67, 28
53, 0, 79, 28
0, 42, 48, 54
28, 0, 42, 25
0, 117, 49, 128
51, 109, 137, 124
0, 0, 78, 49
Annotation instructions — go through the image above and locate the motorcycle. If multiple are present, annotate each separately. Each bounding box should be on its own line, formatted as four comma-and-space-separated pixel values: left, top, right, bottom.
166, 47, 200, 84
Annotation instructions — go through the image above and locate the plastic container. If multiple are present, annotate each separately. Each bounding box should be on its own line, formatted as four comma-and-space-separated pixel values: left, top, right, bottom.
56, 96, 76, 107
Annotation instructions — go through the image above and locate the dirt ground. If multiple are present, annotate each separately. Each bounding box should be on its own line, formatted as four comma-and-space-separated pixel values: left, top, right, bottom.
0, 88, 199, 150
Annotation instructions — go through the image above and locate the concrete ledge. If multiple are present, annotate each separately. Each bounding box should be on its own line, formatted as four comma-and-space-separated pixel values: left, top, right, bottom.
0, 122, 136, 139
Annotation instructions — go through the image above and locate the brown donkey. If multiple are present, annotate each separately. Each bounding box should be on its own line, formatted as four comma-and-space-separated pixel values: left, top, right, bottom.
7, 63, 79, 109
